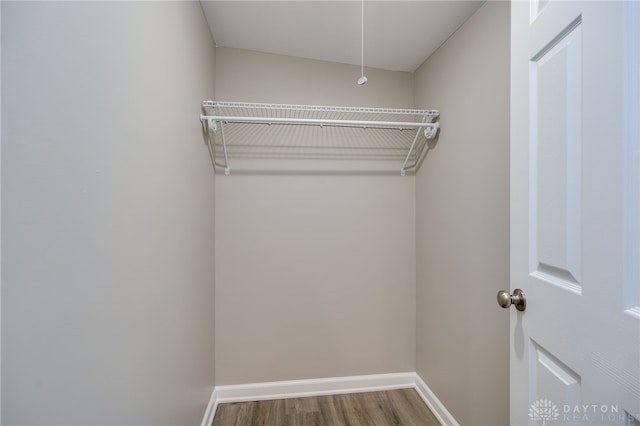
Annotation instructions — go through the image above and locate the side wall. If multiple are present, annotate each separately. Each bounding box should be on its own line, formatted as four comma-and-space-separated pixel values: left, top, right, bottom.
1, 2, 216, 425
414, 2, 511, 425
214, 48, 417, 385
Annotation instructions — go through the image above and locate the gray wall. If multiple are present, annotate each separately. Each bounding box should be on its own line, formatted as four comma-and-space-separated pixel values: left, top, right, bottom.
414, 2, 510, 425
215, 47, 414, 107
1, 2, 216, 425
214, 48, 417, 385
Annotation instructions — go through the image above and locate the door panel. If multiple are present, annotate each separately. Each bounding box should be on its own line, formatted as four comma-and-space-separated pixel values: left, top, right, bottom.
529, 340, 581, 418
530, 17, 582, 293
511, 1, 640, 425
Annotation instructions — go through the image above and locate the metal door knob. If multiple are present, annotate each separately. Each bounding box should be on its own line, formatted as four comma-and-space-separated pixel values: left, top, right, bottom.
497, 289, 526, 311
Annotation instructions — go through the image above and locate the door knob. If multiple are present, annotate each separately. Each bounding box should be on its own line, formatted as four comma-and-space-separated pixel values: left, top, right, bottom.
497, 289, 526, 311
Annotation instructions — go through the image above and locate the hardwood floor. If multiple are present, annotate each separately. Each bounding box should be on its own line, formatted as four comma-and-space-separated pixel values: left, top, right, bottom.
211, 388, 440, 426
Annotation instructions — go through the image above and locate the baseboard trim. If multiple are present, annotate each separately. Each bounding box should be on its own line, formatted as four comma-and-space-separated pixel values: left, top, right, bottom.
200, 388, 218, 426
216, 372, 416, 403
413, 374, 460, 426
201, 372, 458, 426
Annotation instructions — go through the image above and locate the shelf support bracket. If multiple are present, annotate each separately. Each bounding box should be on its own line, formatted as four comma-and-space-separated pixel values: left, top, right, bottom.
218, 120, 231, 175
400, 116, 439, 176
206, 117, 217, 134
424, 122, 439, 139
201, 114, 230, 175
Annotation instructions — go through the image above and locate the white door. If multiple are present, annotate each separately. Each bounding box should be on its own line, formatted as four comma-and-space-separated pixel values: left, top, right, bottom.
510, 1, 640, 425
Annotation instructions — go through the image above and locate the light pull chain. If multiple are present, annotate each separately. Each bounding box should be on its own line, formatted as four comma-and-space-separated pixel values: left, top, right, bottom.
357, 0, 368, 85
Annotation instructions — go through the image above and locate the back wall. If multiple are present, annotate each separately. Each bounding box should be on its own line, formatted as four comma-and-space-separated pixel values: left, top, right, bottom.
214, 48, 417, 385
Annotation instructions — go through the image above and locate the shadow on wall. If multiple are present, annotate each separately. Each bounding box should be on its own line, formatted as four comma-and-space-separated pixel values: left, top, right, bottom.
415, 133, 440, 172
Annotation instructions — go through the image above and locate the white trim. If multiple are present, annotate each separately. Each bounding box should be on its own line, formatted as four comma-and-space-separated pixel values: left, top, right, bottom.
215, 372, 416, 403
0, 2, 3, 420
200, 388, 218, 426
200, 372, 459, 426
413, 373, 460, 426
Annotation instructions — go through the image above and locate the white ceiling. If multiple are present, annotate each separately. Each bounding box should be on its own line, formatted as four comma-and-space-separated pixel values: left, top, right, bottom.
201, 1, 484, 73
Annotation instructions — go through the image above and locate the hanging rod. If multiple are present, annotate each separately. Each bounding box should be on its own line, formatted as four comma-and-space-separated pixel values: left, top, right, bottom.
200, 114, 439, 131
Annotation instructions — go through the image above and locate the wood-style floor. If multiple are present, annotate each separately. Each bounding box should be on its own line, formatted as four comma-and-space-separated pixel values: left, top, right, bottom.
211, 388, 440, 426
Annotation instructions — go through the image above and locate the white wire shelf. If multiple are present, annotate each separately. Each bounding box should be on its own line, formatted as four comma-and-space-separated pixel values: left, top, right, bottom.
200, 101, 440, 175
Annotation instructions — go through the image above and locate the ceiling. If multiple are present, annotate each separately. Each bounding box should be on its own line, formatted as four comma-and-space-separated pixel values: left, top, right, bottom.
201, 1, 484, 73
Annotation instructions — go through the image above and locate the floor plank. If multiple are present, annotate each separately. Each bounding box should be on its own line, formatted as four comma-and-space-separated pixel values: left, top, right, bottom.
212, 388, 440, 426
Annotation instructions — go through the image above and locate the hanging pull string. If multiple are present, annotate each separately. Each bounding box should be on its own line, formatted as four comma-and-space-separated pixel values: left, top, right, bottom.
357, 0, 367, 85
361, 0, 364, 76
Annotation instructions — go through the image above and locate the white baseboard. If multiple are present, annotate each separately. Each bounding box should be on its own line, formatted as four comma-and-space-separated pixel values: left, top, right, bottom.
216, 372, 416, 403
200, 388, 218, 426
201, 372, 458, 426
413, 373, 460, 426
